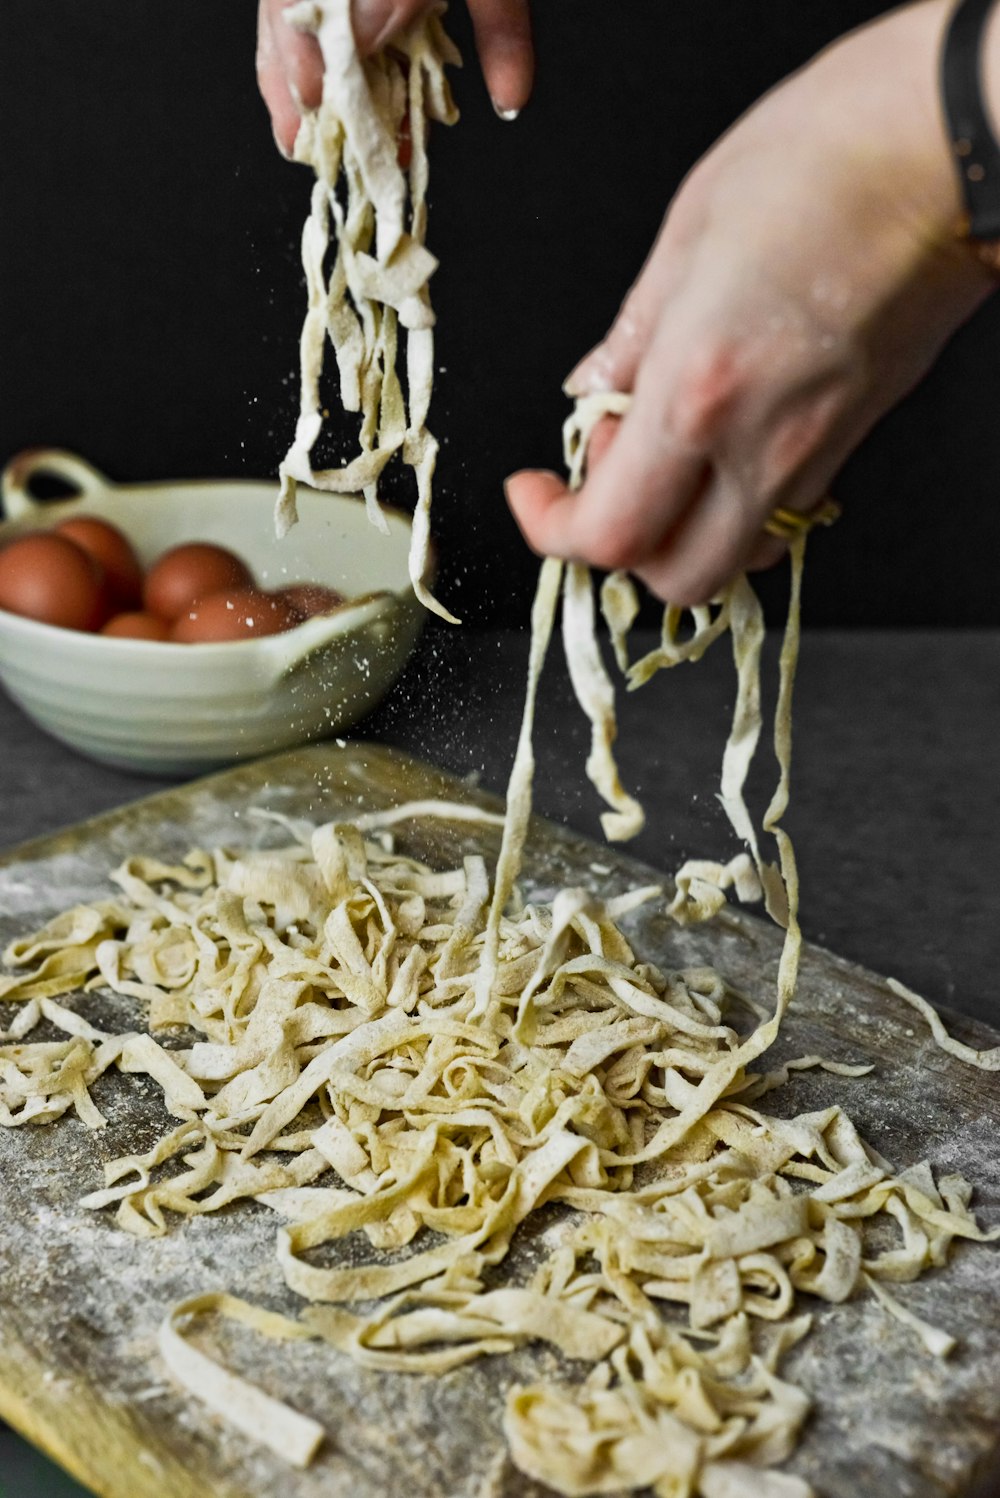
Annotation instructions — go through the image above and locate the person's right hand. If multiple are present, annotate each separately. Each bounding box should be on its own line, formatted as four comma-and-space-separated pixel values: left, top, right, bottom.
257, 0, 533, 159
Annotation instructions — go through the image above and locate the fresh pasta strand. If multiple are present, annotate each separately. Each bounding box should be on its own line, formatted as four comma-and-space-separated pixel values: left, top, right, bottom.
159, 1294, 323, 1468
888, 977, 1000, 1070
276, 0, 460, 622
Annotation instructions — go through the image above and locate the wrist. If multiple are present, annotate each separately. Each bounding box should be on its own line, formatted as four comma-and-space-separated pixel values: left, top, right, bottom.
973, 0, 1000, 143
862, 0, 1000, 282
898, 0, 970, 245
940, 0, 1000, 267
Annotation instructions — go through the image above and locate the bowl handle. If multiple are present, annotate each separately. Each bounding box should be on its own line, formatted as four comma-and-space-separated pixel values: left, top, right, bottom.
258, 593, 399, 683
1, 448, 115, 519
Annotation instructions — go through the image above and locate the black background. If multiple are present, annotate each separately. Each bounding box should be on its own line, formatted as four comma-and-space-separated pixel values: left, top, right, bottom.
2, 0, 1000, 626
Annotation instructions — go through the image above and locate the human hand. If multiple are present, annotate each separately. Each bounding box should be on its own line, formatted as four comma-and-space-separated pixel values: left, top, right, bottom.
257, 0, 533, 158
506, 0, 998, 607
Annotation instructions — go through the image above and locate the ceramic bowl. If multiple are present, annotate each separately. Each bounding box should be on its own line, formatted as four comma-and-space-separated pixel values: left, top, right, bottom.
0, 448, 425, 775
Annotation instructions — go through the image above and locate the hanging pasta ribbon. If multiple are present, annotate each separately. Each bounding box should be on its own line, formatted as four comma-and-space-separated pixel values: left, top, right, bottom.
277, 0, 460, 622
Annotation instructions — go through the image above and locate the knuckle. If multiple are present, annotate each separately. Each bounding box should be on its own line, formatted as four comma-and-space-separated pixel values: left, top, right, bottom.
761, 388, 842, 492
670, 345, 744, 448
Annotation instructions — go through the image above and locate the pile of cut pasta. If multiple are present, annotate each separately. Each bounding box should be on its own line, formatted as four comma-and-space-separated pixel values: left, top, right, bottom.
0, 567, 996, 1496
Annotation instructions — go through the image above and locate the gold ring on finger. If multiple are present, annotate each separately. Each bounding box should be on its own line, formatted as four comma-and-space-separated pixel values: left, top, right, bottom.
764, 496, 842, 540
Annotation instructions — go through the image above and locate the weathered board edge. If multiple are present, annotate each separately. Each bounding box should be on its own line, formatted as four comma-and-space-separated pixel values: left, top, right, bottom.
0, 1329, 243, 1498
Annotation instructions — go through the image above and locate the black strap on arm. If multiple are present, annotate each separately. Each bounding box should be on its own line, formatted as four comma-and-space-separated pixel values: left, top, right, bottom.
941, 0, 1000, 240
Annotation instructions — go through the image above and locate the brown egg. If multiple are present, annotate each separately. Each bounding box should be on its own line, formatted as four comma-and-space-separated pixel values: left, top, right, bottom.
144, 543, 254, 622
275, 582, 346, 619
170, 589, 301, 644
54, 516, 143, 610
101, 610, 171, 642
0, 532, 111, 632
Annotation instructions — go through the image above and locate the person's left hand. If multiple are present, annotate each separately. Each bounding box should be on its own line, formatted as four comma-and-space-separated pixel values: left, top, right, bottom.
505, 0, 996, 607
257, 0, 533, 158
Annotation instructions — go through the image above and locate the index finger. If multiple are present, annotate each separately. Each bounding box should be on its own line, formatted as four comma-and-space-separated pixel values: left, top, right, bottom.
467, 0, 534, 115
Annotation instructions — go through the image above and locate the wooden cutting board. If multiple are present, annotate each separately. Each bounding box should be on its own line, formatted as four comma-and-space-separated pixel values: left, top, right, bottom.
0, 742, 997, 1498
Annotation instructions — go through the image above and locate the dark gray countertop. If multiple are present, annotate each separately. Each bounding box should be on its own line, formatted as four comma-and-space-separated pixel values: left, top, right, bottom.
1, 624, 999, 1496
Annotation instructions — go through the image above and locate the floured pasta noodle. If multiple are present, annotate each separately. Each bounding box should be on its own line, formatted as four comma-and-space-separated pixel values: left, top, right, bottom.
276, 0, 459, 621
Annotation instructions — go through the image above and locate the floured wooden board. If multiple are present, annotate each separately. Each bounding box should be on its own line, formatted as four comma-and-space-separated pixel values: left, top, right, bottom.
0, 742, 998, 1498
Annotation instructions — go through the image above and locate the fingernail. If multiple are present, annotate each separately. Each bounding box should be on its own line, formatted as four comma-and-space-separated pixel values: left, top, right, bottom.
272, 126, 293, 162
563, 351, 608, 398
492, 100, 520, 122
563, 369, 595, 398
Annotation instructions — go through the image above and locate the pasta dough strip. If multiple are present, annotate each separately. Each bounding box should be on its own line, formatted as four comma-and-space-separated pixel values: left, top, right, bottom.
276, 0, 459, 621
159, 1294, 323, 1469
